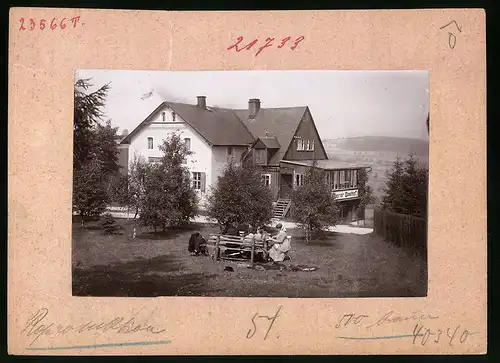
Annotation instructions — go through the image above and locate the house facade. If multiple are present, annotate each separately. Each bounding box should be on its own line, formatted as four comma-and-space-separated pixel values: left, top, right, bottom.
120, 96, 369, 222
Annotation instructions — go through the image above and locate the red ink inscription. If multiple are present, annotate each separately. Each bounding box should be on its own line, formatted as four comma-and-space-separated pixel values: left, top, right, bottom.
18, 16, 82, 31
227, 36, 305, 57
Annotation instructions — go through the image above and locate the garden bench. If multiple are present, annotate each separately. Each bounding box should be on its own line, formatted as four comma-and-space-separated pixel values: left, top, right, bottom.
207, 234, 268, 265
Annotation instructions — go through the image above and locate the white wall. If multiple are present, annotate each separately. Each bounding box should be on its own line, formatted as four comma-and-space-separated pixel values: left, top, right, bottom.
128, 105, 213, 203
211, 146, 247, 186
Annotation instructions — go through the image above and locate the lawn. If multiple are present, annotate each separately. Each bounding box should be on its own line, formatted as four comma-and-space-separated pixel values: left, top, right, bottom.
72, 218, 427, 298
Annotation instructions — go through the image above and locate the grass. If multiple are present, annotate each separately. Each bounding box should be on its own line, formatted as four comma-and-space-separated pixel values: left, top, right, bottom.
72, 219, 427, 298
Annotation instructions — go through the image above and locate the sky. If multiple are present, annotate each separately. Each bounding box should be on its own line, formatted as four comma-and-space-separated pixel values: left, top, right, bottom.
76, 70, 430, 141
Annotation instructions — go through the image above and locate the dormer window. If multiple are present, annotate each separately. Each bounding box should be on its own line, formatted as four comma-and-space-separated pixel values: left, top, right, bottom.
161, 112, 166, 122
172, 112, 176, 122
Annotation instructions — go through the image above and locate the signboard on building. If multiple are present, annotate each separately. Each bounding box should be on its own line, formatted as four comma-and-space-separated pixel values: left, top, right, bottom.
333, 189, 359, 200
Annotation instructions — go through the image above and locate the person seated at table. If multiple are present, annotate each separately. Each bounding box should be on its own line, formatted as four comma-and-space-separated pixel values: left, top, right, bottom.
254, 226, 268, 242
267, 223, 291, 263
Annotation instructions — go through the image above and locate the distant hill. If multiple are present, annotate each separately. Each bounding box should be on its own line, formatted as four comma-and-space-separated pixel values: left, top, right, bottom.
323, 136, 429, 156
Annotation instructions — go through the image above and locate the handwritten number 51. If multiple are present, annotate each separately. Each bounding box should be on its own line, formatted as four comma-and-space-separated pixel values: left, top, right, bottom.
440, 20, 462, 49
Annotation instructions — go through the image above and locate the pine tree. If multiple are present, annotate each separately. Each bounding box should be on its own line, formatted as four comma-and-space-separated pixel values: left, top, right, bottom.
101, 213, 119, 234
206, 160, 273, 233
381, 154, 428, 218
73, 78, 121, 226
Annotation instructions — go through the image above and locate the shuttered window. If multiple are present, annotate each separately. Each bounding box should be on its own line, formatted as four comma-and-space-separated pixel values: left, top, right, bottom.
192, 172, 206, 192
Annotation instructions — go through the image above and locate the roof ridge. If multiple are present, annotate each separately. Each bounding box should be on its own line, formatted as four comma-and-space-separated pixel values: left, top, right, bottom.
230, 108, 255, 141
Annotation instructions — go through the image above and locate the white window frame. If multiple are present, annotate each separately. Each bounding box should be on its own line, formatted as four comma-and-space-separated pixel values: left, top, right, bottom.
295, 173, 305, 187
261, 174, 271, 187
192, 172, 202, 190
147, 137, 154, 150
297, 139, 304, 151
184, 137, 191, 150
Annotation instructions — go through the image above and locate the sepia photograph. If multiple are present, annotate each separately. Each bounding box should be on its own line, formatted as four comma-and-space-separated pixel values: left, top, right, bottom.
72, 70, 429, 298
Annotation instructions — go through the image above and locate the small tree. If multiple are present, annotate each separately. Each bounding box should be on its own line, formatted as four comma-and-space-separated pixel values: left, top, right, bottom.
112, 154, 148, 219
139, 133, 198, 231
206, 160, 273, 233
358, 167, 375, 207
101, 213, 119, 234
290, 163, 339, 243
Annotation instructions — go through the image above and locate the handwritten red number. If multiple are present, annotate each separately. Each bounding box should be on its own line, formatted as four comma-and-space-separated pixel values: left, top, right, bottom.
29, 18, 35, 31
278, 37, 290, 49
227, 36, 257, 52
19, 18, 26, 31
291, 36, 305, 50
40, 19, 46, 30
227, 36, 244, 51
70, 16, 81, 28
60, 18, 67, 29
50, 18, 57, 30
255, 37, 274, 57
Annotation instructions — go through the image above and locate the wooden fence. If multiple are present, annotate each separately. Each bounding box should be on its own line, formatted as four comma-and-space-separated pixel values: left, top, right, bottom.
373, 209, 427, 257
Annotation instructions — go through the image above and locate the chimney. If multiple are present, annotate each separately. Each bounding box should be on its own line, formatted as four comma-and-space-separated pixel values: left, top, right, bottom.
248, 98, 261, 118
197, 96, 206, 108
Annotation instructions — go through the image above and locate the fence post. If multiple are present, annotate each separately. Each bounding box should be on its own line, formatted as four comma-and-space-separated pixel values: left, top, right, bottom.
250, 236, 256, 267
215, 235, 220, 261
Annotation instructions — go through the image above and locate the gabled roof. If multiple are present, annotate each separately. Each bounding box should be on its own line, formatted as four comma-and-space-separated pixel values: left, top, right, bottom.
121, 102, 255, 146
233, 107, 308, 165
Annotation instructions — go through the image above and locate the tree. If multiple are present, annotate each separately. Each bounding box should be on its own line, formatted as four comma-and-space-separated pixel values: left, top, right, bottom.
73, 78, 121, 226
358, 168, 375, 208
381, 154, 428, 218
101, 213, 120, 234
112, 153, 148, 219
73, 159, 109, 227
290, 163, 339, 243
206, 160, 273, 233
139, 133, 198, 231
73, 78, 111, 170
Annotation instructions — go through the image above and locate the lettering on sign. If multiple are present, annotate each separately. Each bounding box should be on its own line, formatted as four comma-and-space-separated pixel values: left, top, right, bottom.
333, 189, 359, 200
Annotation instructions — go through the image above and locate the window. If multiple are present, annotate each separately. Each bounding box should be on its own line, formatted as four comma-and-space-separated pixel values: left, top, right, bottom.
333, 170, 339, 190
161, 112, 166, 122
295, 173, 305, 187
353, 170, 358, 188
297, 139, 315, 151
307, 140, 315, 151
184, 138, 191, 150
345, 170, 352, 188
261, 174, 271, 187
297, 139, 304, 151
147, 137, 153, 149
339, 170, 346, 188
227, 146, 234, 156
192, 172, 202, 190
255, 149, 266, 165
172, 112, 176, 122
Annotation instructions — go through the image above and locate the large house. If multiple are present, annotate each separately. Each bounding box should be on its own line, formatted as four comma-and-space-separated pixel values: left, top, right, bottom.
120, 96, 369, 222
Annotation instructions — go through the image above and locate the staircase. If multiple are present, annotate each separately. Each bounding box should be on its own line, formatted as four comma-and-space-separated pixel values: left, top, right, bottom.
272, 199, 292, 219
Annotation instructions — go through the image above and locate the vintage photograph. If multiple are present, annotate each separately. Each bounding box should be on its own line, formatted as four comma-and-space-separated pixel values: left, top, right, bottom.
72, 70, 429, 298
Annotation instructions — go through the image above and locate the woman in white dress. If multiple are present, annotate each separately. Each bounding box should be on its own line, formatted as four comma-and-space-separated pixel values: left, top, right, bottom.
267, 223, 291, 262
